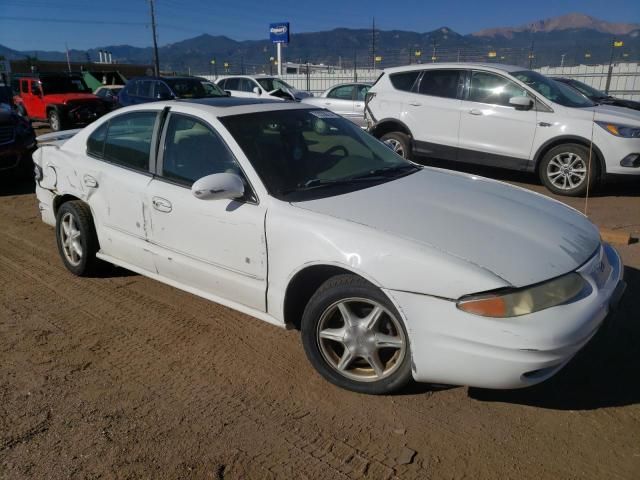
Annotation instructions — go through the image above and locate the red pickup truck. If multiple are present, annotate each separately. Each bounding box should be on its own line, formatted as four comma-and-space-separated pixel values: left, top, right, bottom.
12, 74, 107, 131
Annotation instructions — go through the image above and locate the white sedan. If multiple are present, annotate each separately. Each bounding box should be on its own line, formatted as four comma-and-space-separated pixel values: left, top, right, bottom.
301, 82, 371, 128
33, 98, 626, 394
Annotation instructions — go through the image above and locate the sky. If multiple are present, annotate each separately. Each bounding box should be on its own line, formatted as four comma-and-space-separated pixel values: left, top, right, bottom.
1, 0, 639, 52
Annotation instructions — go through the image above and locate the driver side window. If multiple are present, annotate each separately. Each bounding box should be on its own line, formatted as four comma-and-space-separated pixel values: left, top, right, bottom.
468, 71, 528, 106
161, 114, 243, 187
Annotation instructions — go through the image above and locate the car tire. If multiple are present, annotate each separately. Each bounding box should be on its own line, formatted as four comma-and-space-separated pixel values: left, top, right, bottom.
301, 274, 413, 395
48, 109, 63, 132
380, 132, 413, 160
55, 201, 101, 276
539, 144, 598, 197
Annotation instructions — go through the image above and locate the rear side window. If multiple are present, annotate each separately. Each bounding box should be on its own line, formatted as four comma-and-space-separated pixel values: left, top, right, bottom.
417, 70, 461, 99
102, 112, 157, 171
389, 71, 420, 92
87, 122, 108, 158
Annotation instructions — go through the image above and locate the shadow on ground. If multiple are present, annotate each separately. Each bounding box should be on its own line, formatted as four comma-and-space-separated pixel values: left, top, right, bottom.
469, 266, 640, 410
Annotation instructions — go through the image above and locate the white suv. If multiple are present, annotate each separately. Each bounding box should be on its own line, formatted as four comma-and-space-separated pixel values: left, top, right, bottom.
365, 63, 640, 196
216, 75, 312, 102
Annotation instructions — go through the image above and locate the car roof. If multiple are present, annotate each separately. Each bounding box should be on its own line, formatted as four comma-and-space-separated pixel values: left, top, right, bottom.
172, 97, 313, 116
382, 63, 527, 74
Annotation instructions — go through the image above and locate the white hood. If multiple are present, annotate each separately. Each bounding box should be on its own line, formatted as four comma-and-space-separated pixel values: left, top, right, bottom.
294, 169, 600, 287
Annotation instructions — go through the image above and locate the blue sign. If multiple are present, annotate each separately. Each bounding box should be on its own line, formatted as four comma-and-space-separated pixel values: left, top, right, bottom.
270, 22, 290, 44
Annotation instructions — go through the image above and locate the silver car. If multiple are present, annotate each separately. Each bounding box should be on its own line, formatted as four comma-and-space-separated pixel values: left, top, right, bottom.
301, 83, 371, 127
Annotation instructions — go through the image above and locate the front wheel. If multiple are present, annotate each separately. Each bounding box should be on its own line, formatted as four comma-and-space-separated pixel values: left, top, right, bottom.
539, 144, 598, 197
380, 132, 412, 160
301, 274, 412, 394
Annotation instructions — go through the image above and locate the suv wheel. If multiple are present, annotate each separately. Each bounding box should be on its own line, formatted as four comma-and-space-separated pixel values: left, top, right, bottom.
539, 144, 598, 197
301, 274, 412, 395
48, 109, 63, 132
380, 132, 412, 160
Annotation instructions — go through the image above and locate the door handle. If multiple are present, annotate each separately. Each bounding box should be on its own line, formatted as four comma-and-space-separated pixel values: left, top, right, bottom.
355, 103, 363, 108
83, 174, 98, 188
152, 196, 172, 213
468, 109, 483, 116
408, 102, 422, 106
324, 101, 332, 105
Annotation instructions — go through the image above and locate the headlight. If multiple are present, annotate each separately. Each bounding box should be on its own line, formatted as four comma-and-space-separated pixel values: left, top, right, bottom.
596, 121, 640, 138
456, 273, 586, 318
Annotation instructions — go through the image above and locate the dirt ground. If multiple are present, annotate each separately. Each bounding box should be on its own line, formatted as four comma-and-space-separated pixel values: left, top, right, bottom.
1, 132, 639, 479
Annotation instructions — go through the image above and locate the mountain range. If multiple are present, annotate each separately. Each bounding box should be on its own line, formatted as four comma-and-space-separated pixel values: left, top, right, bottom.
1, 13, 638, 73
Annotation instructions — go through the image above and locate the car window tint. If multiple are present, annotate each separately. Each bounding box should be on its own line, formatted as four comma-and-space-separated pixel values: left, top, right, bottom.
103, 112, 156, 171
355, 85, 370, 101
418, 70, 460, 99
468, 71, 528, 106
217, 79, 226, 89
224, 78, 240, 90
137, 80, 154, 98
156, 81, 171, 98
162, 114, 242, 186
95, 89, 105, 97
238, 79, 254, 92
389, 71, 420, 91
87, 122, 108, 158
328, 85, 354, 100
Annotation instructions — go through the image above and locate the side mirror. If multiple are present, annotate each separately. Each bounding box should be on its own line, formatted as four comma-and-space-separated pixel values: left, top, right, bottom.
224, 90, 232, 97
191, 173, 245, 201
509, 96, 533, 110
253, 86, 262, 95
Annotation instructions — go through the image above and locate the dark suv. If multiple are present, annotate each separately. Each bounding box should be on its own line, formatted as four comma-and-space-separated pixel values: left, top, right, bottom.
0, 85, 36, 177
118, 76, 227, 106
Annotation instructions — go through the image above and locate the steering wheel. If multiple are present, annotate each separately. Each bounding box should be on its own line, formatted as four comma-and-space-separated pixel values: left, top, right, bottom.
324, 145, 349, 158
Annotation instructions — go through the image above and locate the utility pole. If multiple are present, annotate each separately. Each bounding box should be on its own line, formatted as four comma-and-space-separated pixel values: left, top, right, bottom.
560, 53, 566, 68
371, 17, 375, 71
148, 0, 160, 76
527, 40, 534, 69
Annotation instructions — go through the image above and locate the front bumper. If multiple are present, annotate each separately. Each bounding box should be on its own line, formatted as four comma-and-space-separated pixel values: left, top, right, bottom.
386, 243, 625, 389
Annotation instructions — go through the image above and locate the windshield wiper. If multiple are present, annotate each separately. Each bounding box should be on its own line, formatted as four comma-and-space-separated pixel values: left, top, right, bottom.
348, 164, 421, 181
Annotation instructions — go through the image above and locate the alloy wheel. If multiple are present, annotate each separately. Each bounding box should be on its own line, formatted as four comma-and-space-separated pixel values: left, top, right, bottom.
316, 297, 407, 382
384, 138, 405, 157
60, 212, 83, 266
546, 152, 587, 190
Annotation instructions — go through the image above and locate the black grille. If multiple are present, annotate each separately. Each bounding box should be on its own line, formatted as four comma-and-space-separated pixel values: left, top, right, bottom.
0, 125, 15, 145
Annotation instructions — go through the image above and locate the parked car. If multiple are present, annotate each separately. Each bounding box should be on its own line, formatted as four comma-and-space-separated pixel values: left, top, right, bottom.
216, 75, 312, 101
33, 98, 625, 394
11, 74, 107, 131
118, 76, 227, 107
301, 83, 371, 127
0, 85, 36, 177
554, 77, 640, 112
365, 63, 640, 196
94, 85, 123, 110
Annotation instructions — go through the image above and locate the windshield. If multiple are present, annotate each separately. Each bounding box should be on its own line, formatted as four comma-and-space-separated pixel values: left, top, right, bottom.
512, 70, 594, 108
200, 81, 226, 96
256, 77, 294, 92
40, 76, 91, 94
165, 78, 225, 98
220, 109, 420, 201
564, 79, 606, 99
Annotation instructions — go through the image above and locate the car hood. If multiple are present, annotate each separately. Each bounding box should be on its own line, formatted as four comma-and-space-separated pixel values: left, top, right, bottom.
44, 93, 100, 104
293, 169, 600, 287
592, 104, 640, 125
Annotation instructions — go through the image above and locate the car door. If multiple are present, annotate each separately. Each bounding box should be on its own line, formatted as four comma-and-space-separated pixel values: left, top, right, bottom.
457, 70, 537, 169
82, 109, 160, 272
402, 69, 464, 160
146, 110, 267, 310
323, 85, 356, 119
223, 77, 248, 98
24, 79, 46, 119
353, 84, 370, 127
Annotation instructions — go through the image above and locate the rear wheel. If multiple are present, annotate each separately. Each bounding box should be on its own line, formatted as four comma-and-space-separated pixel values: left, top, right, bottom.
380, 132, 412, 160
301, 274, 412, 394
539, 144, 598, 197
55, 201, 101, 276
48, 109, 63, 132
